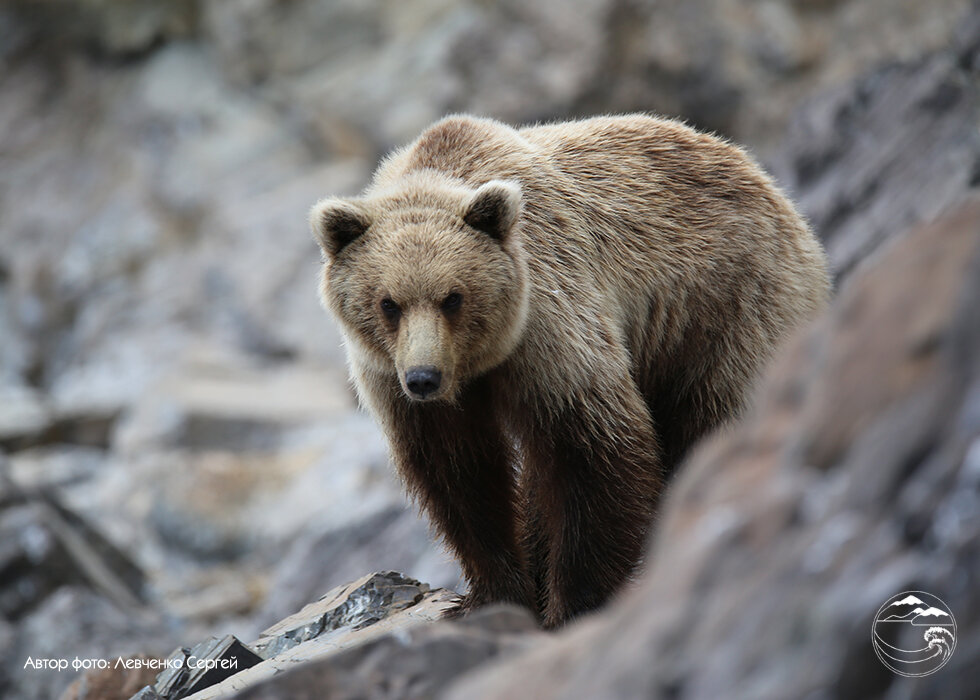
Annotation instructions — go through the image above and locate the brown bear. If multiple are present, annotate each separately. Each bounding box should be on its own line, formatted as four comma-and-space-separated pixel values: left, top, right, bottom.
310, 114, 829, 628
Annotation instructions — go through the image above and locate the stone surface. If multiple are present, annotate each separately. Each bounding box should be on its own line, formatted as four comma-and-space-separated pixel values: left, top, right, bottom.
200, 0, 971, 153
58, 655, 166, 700
151, 635, 262, 699
253, 571, 438, 658
256, 506, 463, 631
5, 588, 175, 700
0, 486, 147, 622
771, 7, 980, 283
443, 197, 980, 700
0, 0, 198, 58
228, 604, 540, 700
125, 572, 465, 700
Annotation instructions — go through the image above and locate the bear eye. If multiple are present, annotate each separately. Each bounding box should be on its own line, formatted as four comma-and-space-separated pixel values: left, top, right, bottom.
441, 292, 463, 313
379, 297, 401, 321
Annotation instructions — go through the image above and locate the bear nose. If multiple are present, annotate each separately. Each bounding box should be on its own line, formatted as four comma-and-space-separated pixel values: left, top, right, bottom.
405, 366, 442, 399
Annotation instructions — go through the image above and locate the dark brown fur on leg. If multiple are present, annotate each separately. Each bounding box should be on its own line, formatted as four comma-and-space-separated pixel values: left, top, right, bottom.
520, 382, 665, 628
518, 469, 552, 623
385, 375, 534, 615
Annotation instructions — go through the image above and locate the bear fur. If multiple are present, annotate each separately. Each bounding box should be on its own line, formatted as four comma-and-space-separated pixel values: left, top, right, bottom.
310, 114, 830, 627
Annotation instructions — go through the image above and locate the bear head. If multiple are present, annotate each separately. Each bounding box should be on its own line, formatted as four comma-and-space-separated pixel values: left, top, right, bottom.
311, 174, 530, 403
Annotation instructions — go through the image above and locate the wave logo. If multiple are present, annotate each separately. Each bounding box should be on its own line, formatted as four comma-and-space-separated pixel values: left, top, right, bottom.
872, 591, 956, 677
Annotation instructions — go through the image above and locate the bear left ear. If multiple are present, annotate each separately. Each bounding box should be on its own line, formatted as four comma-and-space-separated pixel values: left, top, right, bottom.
310, 198, 372, 258
463, 180, 522, 242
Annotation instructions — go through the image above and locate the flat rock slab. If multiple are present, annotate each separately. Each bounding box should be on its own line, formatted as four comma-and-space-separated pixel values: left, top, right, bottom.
133, 572, 460, 700
185, 593, 458, 699
228, 605, 541, 700
253, 571, 443, 657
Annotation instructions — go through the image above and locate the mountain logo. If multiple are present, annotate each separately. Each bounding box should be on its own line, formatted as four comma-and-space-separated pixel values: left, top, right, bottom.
872, 590, 956, 677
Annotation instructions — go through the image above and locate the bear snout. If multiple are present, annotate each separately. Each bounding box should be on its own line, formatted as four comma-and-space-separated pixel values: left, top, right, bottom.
404, 366, 443, 399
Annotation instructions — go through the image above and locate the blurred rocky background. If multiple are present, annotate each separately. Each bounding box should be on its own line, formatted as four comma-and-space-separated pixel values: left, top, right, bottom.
1, 0, 978, 698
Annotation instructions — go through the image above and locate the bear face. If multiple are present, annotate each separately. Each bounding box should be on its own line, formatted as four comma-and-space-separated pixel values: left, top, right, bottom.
311, 175, 530, 402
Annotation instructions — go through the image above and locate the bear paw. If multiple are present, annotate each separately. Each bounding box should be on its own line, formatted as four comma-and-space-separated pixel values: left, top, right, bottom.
440, 593, 478, 621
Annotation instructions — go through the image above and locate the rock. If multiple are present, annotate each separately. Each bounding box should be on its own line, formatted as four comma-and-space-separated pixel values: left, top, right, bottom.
443, 197, 980, 699
113, 353, 354, 456
256, 506, 462, 631
151, 635, 263, 699
202, 0, 386, 85
160, 569, 261, 626
0, 0, 198, 59
4, 447, 103, 494
0, 386, 49, 448
253, 572, 439, 658
227, 604, 541, 700
58, 654, 164, 700
0, 33, 364, 420
0, 385, 118, 454
204, 0, 974, 154
4, 588, 175, 700
649, 0, 974, 150
0, 264, 32, 388
772, 6, 980, 283
123, 572, 468, 700
0, 486, 146, 622
0, 501, 81, 621
130, 410, 401, 563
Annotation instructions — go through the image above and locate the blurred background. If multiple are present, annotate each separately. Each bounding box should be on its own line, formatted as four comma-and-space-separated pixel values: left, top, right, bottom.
1, 1, 977, 698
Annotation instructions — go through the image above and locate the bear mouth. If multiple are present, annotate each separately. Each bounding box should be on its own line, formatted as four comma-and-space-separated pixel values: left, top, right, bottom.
400, 386, 451, 403
404, 391, 441, 402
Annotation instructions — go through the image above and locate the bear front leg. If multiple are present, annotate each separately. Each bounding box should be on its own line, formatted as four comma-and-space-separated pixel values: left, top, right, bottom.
518, 469, 552, 622
522, 381, 665, 628
374, 374, 534, 614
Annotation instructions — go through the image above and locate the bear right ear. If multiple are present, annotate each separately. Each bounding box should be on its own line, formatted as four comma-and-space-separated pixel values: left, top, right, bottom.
310, 198, 372, 258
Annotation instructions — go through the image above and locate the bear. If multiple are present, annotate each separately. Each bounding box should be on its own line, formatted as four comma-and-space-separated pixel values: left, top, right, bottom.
310, 114, 830, 628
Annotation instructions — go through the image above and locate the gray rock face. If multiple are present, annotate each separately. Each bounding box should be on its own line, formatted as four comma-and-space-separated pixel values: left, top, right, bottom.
6, 587, 174, 700
121, 572, 469, 700
253, 571, 435, 659
256, 506, 462, 632
0, 487, 146, 622
150, 636, 262, 700
197, 0, 971, 152
771, 9, 980, 283
0, 0, 198, 58
228, 603, 540, 700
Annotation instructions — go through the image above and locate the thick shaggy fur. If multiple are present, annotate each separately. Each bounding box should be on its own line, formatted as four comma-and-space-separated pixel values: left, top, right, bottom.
311, 114, 830, 627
